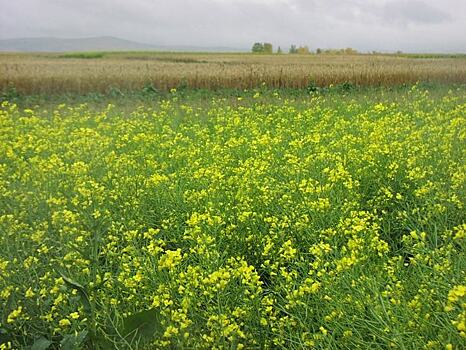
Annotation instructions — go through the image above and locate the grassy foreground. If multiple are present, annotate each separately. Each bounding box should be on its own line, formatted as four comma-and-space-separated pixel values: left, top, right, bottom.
0, 86, 465, 349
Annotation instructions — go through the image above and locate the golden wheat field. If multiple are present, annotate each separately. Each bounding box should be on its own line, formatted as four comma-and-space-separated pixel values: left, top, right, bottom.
1, 52, 466, 94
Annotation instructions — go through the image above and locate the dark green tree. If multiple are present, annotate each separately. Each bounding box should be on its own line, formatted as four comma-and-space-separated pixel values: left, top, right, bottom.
252, 42, 264, 53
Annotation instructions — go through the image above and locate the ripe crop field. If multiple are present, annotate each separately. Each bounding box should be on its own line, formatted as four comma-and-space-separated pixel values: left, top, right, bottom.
0, 85, 465, 349
1, 52, 466, 94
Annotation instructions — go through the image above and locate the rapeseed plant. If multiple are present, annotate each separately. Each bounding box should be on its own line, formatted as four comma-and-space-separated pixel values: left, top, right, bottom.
0, 86, 464, 348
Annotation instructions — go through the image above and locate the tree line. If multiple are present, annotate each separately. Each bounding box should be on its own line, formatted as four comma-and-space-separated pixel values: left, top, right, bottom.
251, 43, 360, 55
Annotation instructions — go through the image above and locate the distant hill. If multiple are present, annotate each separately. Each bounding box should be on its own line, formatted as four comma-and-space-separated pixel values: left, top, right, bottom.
0, 36, 246, 52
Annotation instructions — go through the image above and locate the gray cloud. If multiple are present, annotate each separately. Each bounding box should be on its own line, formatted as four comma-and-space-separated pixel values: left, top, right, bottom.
379, 0, 451, 25
0, 0, 465, 52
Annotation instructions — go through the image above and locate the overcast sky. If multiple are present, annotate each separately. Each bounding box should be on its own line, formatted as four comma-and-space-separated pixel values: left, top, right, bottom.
1, 0, 465, 52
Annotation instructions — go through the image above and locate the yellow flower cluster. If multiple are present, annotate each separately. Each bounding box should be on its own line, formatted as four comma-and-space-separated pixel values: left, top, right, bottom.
446, 285, 466, 337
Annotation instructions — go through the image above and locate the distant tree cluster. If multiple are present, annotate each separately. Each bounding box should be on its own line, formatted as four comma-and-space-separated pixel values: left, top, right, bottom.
252, 43, 360, 55
251, 42, 273, 54
315, 47, 359, 55
292, 45, 310, 54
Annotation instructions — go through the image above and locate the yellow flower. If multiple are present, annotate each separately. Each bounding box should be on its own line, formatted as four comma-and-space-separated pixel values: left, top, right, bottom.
343, 330, 353, 337
448, 285, 466, 303
7, 306, 22, 323
25, 287, 35, 298
59, 319, 71, 327
158, 249, 182, 270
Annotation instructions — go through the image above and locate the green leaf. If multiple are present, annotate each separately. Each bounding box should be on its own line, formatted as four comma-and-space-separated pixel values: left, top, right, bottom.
121, 309, 160, 343
60, 331, 88, 350
93, 333, 114, 350
60, 273, 92, 315
230, 335, 239, 350
0, 328, 12, 346
31, 337, 52, 350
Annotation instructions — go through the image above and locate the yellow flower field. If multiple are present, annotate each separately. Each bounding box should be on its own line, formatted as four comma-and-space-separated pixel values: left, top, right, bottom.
0, 86, 465, 349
